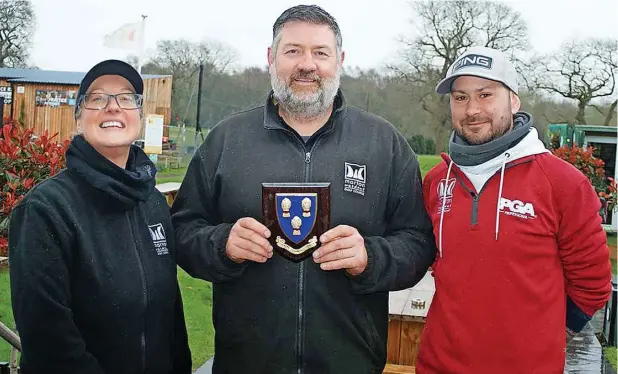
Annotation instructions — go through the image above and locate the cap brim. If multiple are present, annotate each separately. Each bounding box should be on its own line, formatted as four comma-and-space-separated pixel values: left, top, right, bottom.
435, 76, 458, 94
435, 71, 517, 95
81, 59, 143, 94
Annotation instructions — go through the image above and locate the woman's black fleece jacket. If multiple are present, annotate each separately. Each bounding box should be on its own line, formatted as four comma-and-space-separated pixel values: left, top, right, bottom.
8, 135, 191, 374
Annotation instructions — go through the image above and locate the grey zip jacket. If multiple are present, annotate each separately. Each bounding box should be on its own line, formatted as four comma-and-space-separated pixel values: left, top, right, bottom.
171, 90, 437, 374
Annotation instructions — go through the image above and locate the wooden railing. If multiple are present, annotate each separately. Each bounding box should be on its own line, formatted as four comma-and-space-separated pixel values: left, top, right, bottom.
0, 320, 20, 374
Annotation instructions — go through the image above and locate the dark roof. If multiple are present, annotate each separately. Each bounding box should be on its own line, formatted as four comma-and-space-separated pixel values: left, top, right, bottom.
0, 67, 170, 85
549, 123, 617, 134
0, 68, 33, 79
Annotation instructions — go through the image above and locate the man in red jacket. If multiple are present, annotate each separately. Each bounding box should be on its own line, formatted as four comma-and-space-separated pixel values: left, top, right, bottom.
417, 46, 613, 374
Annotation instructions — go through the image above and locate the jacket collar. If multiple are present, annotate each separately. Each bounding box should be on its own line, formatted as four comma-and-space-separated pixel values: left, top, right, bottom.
66, 135, 156, 210
263, 89, 347, 133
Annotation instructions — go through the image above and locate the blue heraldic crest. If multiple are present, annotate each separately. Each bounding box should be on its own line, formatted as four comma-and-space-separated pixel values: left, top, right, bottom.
275, 193, 318, 253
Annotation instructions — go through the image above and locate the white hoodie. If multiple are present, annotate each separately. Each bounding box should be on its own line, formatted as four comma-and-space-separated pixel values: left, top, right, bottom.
456, 127, 550, 192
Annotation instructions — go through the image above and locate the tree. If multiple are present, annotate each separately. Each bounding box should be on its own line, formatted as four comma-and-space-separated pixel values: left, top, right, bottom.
601, 99, 617, 126
0, 0, 35, 67
407, 134, 426, 154
126, 54, 139, 71
389, 0, 529, 151
529, 38, 617, 126
144, 38, 237, 126
149, 39, 235, 79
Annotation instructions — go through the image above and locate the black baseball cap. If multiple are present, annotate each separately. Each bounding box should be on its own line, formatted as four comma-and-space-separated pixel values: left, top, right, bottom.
75, 59, 143, 117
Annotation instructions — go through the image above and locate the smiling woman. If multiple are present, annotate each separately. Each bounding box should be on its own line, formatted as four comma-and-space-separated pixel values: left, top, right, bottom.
7, 60, 192, 374
74, 64, 145, 168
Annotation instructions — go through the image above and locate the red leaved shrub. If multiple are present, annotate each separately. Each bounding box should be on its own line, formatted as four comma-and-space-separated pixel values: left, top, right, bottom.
0, 118, 70, 257
552, 145, 616, 222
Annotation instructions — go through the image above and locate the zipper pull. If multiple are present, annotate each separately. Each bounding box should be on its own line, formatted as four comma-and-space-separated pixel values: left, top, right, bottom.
305, 152, 311, 163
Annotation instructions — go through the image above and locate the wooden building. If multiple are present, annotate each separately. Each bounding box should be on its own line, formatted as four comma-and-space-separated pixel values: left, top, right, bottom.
0, 67, 172, 142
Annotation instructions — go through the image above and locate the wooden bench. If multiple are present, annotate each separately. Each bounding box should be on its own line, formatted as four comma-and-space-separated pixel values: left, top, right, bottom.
155, 182, 181, 206
386, 271, 434, 370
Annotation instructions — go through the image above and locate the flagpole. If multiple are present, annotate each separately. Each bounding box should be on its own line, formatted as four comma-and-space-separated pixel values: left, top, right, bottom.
137, 14, 147, 73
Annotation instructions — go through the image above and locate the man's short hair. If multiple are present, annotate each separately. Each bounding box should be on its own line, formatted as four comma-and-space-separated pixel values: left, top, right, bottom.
271, 5, 342, 56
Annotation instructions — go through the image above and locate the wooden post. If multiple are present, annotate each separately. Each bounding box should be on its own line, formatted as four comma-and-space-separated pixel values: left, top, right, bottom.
384, 271, 434, 372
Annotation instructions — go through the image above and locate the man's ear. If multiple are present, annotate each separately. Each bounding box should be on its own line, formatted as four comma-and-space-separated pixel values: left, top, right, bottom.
267, 47, 274, 68
510, 91, 521, 114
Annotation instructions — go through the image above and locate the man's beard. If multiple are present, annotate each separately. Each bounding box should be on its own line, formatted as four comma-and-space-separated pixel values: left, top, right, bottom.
269, 64, 340, 119
455, 112, 513, 145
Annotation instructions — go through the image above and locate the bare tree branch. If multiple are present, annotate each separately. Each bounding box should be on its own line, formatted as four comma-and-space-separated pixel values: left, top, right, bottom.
590, 104, 606, 116
529, 38, 618, 125
0, 0, 35, 67
604, 99, 617, 126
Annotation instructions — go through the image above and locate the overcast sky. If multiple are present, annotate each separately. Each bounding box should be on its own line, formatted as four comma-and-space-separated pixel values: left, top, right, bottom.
28, 0, 618, 73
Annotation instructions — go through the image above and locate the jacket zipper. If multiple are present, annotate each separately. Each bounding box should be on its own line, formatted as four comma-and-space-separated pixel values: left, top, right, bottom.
453, 158, 533, 225
271, 127, 324, 374
471, 194, 480, 225
298, 143, 319, 374
126, 211, 148, 373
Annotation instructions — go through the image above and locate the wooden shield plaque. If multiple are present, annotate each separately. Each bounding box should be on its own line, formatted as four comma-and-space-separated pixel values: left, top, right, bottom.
262, 182, 330, 262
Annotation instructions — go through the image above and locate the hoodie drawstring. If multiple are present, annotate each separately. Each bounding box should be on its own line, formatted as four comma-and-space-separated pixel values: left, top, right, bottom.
494, 152, 510, 240
439, 152, 510, 258
438, 160, 454, 258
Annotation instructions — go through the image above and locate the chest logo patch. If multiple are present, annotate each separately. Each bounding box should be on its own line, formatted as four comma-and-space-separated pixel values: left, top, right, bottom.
437, 178, 456, 213
344, 162, 366, 196
499, 197, 536, 219
148, 223, 169, 255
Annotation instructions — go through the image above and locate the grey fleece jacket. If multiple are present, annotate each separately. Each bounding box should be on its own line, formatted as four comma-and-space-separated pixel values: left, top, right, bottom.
170, 90, 437, 374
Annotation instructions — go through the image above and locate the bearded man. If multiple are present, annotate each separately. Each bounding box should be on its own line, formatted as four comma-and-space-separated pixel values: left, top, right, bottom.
170, 5, 436, 374
417, 46, 612, 374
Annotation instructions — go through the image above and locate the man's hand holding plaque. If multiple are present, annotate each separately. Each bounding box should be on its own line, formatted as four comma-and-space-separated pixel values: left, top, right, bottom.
226, 217, 274, 263
312, 225, 368, 276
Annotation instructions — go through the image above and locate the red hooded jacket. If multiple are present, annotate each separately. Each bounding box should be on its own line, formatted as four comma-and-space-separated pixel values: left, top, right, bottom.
417, 135, 612, 374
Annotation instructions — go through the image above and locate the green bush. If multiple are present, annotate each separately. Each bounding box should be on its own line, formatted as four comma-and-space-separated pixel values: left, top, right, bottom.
407, 135, 426, 154
425, 138, 436, 155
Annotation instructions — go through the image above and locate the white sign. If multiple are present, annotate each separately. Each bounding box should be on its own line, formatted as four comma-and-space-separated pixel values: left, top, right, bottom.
144, 114, 164, 154
0, 86, 12, 104
16, 86, 24, 94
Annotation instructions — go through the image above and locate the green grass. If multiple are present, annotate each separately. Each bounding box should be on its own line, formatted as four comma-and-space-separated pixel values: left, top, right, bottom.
156, 166, 188, 184
0, 267, 213, 371
0, 268, 16, 362
608, 233, 617, 276
608, 233, 617, 247
153, 152, 443, 185
418, 154, 442, 178
604, 347, 617, 370
177, 268, 214, 370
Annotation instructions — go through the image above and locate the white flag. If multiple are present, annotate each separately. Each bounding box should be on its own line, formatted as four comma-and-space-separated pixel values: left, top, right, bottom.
103, 22, 143, 51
